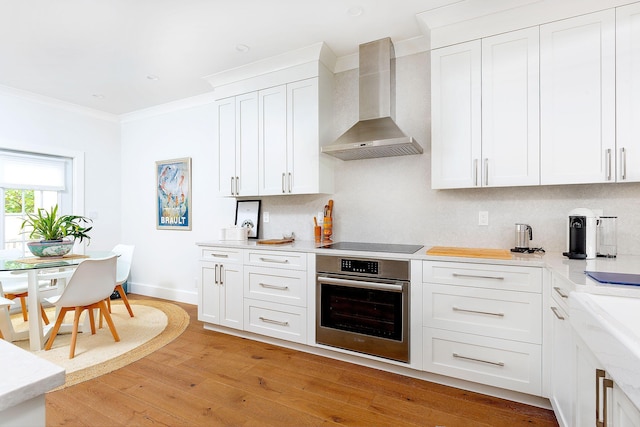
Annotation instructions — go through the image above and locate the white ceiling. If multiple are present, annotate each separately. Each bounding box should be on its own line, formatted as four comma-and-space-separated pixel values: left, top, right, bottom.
0, 0, 462, 115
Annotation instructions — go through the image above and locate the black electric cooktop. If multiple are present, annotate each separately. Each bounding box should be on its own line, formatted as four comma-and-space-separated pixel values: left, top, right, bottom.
319, 241, 424, 255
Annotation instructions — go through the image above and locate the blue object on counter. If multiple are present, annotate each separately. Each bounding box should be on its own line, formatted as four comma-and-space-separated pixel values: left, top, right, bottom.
585, 271, 640, 286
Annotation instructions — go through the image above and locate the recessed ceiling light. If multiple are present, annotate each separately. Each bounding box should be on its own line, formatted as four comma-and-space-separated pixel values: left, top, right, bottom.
146, 75, 160, 80
235, 44, 250, 53
92, 94, 104, 99
347, 6, 364, 17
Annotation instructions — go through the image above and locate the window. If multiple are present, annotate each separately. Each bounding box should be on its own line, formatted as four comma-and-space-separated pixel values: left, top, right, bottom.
1, 150, 73, 254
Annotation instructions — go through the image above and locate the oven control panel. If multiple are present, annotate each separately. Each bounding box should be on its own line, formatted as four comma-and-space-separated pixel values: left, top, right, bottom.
341, 259, 378, 275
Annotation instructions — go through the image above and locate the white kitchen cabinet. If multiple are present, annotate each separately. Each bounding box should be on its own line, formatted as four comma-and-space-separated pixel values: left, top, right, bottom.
549, 273, 574, 427
214, 93, 259, 196
198, 248, 244, 330
431, 40, 481, 189
612, 383, 640, 427
616, 3, 640, 183
481, 27, 540, 187
422, 261, 543, 395
259, 77, 333, 195
540, 10, 616, 185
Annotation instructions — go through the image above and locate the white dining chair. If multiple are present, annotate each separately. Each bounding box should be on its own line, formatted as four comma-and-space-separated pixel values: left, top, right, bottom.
107, 244, 135, 317
0, 296, 15, 340
44, 255, 119, 359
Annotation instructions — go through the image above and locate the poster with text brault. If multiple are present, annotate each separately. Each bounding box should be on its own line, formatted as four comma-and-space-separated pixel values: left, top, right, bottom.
156, 157, 191, 230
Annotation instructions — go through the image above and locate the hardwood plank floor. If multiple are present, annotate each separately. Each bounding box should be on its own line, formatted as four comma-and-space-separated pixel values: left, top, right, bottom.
46, 294, 559, 426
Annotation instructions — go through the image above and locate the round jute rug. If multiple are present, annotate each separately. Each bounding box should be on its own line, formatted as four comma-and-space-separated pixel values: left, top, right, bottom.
11, 299, 189, 390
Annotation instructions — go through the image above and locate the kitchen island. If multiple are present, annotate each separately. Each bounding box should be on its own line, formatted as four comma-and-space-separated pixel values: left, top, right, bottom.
0, 339, 64, 427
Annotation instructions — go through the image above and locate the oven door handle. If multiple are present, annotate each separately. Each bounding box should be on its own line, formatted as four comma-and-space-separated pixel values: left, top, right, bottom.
317, 276, 404, 292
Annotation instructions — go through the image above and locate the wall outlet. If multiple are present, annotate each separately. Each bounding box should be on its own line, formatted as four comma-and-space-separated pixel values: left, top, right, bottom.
318, 211, 324, 221
478, 211, 489, 226
263, 211, 270, 223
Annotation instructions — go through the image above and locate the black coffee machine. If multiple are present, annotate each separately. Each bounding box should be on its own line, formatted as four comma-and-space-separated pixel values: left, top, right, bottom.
562, 208, 597, 259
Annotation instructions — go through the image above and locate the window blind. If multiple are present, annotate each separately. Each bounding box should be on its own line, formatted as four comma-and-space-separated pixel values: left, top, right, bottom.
0, 151, 68, 191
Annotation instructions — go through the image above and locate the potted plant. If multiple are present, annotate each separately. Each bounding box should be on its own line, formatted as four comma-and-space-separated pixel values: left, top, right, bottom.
20, 205, 92, 257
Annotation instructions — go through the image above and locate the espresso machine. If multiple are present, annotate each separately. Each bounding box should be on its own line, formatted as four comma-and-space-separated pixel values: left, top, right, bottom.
563, 208, 597, 259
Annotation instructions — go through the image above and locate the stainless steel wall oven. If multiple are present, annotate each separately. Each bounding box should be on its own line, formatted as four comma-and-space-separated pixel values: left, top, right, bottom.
316, 254, 410, 363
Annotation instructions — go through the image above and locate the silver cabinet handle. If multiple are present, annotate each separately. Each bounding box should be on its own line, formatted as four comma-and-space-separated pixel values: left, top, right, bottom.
453, 352, 504, 367
621, 147, 627, 180
603, 376, 613, 427
259, 317, 289, 327
210, 253, 229, 259
452, 306, 504, 317
259, 282, 289, 291
288, 172, 292, 193
214, 264, 219, 285
452, 273, 505, 281
484, 158, 489, 186
259, 257, 289, 264
282, 173, 286, 193
220, 264, 224, 285
235, 176, 239, 195
553, 286, 569, 299
473, 158, 479, 187
230, 177, 235, 195
606, 148, 612, 181
597, 369, 605, 426
550, 306, 565, 320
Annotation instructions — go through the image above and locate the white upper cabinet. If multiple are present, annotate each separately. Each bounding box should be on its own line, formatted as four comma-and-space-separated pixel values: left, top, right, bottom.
258, 85, 288, 195
259, 76, 333, 196
431, 40, 481, 189
540, 10, 616, 185
214, 93, 259, 197
431, 28, 539, 189
616, 2, 640, 183
481, 27, 540, 187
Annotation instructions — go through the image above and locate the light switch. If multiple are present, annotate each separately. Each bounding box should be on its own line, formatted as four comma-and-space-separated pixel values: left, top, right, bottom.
263, 211, 270, 223
478, 211, 489, 226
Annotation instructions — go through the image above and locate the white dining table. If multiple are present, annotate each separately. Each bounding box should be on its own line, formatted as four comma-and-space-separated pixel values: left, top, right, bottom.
0, 252, 113, 351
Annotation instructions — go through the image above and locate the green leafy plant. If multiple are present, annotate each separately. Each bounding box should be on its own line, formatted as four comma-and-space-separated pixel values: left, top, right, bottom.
20, 204, 92, 244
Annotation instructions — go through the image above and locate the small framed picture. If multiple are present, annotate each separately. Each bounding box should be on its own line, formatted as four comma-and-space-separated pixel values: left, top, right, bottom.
156, 157, 191, 230
235, 200, 261, 239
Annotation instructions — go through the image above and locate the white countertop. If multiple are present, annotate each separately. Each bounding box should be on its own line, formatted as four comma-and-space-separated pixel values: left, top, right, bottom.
0, 340, 65, 412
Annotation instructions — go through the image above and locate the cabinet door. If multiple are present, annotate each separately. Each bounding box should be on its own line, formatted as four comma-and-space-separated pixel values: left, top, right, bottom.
219, 262, 243, 330
198, 263, 220, 324
549, 303, 574, 427
574, 334, 603, 427
482, 27, 540, 187
540, 10, 616, 185
612, 383, 640, 427
287, 78, 319, 194
258, 85, 288, 195
214, 97, 236, 197
616, 3, 640, 183
431, 40, 481, 189
236, 92, 259, 195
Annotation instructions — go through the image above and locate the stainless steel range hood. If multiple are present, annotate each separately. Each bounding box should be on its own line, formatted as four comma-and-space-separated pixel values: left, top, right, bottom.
322, 37, 422, 161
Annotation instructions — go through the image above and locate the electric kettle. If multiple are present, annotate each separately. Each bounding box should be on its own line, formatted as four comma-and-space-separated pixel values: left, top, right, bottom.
515, 223, 533, 250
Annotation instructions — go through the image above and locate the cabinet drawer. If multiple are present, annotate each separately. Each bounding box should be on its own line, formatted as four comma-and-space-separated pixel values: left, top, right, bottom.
423, 261, 542, 293
550, 272, 573, 312
245, 250, 307, 270
244, 299, 307, 344
423, 328, 542, 396
244, 266, 306, 307
424, 284, 542, 344
201, 248, 243, 263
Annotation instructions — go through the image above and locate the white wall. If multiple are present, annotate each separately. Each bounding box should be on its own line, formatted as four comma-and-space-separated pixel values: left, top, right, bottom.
0, 88, 121, 252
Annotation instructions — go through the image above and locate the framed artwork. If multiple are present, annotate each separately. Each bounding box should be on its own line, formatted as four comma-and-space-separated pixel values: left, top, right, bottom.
156, 157, 191, 230
235, 200, 261, 239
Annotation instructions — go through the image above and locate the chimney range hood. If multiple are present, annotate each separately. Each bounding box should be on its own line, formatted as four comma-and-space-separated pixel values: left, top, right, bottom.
322, 37, 422, 161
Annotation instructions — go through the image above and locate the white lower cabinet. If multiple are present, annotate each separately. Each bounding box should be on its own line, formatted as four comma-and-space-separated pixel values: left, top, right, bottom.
243, 299, 307, 344
574, 333, 640, 426
198, 248, 244, 330
549, 297, 573, 427
422, 261, 543, 395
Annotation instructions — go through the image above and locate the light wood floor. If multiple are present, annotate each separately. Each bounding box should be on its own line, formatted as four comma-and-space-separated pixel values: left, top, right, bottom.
46, 294, 558, 426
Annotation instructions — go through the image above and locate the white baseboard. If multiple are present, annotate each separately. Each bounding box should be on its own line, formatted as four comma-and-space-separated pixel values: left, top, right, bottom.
127, 282, 197, 305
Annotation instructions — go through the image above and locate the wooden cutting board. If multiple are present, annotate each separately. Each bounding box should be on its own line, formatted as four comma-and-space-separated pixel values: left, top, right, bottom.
257, 239, 295, 245
426, 246, 513, 260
